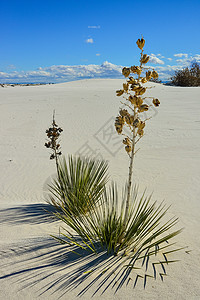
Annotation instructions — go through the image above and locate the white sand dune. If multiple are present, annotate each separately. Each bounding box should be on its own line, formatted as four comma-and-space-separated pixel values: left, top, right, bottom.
0, 79, 200, 299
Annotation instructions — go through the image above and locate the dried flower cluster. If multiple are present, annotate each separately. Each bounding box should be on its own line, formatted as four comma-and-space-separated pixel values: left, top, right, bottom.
115, 37, 161, 228
45, 112, 63, 160
115, 37, 160, 155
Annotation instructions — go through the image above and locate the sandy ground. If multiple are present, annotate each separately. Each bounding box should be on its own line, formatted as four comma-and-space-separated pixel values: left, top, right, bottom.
0, 79, 200, 299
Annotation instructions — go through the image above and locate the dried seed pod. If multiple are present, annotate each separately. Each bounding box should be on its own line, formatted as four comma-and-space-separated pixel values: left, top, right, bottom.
136, 87, 146, 95
122, 67, 131, 77
44, 142, 51, 148
115, 121, 123, 134
146, 71, 152, 80
115, 115, 125, 134
137, 128, 144, 136
141, 54, 150, 64
125, 145, 132, 153
116, 89, 124, 96
123, 83, 129, 92
141, 77, 147, 83
152, 98, 160, 107
125, 115, 132, 125
138, 121, 145, 130
136, 38, 145, 50
139, 104, 149, 112
152, 70, 159, 79
129, 95, 143, 107
119, 109, 129, 117
128, 95, 134, 104
115, 115, 125, 125
115, 125, 123, 134
131, 66, 142, 76
128, 77, 137, 84
131, 83, 141, 91
123, 137, 131, 146
135, 96, 143, 107
133, 118, 140, 127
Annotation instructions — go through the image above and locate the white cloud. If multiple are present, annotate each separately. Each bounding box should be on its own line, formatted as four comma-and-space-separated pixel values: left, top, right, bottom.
167, 58, 173, 61
96, 53, 101, 56
0, 62, 123, 83
149, 54, 165, 65
88, 25, 100, 29
1, 53, 199, 83
193, 54, 200, 62
86, 38, 94, 44
157, 54, 165, 58
174, 53, 188, 58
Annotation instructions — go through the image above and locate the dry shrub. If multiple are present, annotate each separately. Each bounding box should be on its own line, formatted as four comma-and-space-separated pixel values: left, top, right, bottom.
171, 62, 200, 86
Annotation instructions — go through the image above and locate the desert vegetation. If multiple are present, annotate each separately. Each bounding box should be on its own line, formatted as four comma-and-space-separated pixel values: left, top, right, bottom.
44, 38, 184, 290
45, 111, 109, 215
170, 62, 200, 86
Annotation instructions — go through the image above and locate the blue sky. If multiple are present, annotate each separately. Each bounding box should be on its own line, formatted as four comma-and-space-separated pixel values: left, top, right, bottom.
0, 0, 200, 83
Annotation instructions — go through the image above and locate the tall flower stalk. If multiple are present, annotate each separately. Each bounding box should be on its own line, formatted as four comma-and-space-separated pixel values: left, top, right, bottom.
45, 110, 63, 184
115, 37, 160, 228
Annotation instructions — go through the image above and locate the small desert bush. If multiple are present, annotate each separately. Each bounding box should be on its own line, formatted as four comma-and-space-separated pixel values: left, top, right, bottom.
171, 62, 200, 86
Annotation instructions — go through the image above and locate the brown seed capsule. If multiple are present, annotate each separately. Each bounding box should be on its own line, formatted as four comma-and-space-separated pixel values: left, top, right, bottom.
141, 54, 150, 64
115, 116, 125, 130
141, 77, 147, 83
125, 115, 131, 125
138, 121, 145, 130
119, 109, 129, 117
152, 98, 160, 107
129, 95, 143, 107
131, 66, 142, 76
137, 128, 144, 136
146, 71, 152, 80
136, 96, 143, 107
116, 89, 124, 96
125, 145, 132, 153
128, 77, 137, 84
136, 87, 146, 95
131, 84, 141, 92
123, 83, 129, 92
136, 38, 145, 50
50, 154, 55, 160
152, 70, 159, 79
133, 118, 140, 127
115, 125, 123, 134
122, 67, 131, 77
128, 95, 135, 104
123, 137, 131, 146
139, 104, 149, 112
44, 142, 51, 148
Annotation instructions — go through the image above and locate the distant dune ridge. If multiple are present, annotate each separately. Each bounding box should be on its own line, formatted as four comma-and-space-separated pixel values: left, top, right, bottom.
0, 79, 200, 299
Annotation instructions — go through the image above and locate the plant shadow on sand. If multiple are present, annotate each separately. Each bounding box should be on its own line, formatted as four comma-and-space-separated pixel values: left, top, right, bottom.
0, 202, 183, 298
0, 233, 179, 299
0, 204, 58, 224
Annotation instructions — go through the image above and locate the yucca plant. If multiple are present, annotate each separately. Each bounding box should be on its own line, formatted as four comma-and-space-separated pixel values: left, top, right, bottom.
51, 184, 184, 289
48, 155, 109, 215
48, 38, 185, 290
